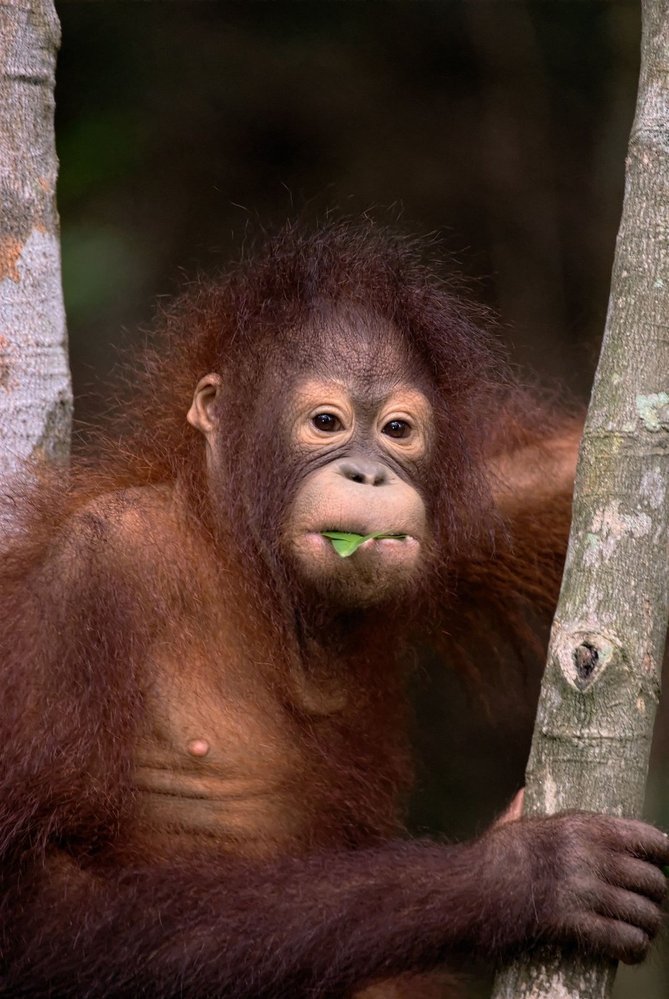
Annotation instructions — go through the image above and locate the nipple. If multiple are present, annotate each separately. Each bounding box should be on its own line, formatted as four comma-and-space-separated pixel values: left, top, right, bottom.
187, 738, 211, 758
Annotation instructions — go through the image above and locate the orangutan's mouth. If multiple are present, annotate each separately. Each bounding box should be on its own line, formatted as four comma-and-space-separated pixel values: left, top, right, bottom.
320, 531, 409, 557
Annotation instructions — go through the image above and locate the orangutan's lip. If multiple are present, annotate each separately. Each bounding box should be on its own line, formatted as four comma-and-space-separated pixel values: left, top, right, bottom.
350, 534, 415, 553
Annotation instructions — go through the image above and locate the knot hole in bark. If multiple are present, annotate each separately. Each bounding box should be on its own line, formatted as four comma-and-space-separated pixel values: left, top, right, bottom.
573, 641, 599, 690
555, 629, 616, 692
573, 642, 599, 683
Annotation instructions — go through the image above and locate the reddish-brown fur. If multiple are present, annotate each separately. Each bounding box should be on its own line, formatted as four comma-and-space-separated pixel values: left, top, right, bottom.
0, 222, 666, 999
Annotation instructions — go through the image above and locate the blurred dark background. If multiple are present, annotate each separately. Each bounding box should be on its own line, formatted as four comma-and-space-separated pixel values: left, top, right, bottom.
54, 3, 668, 995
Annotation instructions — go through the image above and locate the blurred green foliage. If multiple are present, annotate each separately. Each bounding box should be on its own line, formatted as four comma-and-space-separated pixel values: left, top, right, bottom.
56, 1, 641, 413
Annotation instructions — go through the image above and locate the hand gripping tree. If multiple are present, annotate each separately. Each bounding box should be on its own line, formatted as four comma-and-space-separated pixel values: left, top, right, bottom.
492, 2, 669, 997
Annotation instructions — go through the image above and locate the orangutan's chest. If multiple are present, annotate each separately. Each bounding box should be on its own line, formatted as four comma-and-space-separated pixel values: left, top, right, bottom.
132, 651, 314, 855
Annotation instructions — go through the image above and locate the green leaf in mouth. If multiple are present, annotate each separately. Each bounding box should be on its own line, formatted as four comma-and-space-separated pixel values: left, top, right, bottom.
321, 531, 408, 558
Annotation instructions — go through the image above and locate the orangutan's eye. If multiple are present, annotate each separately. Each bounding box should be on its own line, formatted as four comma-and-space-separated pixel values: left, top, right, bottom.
382, 419, 411, 440
312, 413, 343, 433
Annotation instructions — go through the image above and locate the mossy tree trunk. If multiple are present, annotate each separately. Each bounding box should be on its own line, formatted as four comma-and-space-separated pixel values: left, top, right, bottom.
492, 2, 669, 996
0, 0, 71, 486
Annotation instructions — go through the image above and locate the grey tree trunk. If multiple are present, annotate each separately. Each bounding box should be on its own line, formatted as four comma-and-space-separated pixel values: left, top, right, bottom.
491, 1, 669, 996
0, 0, 71, 486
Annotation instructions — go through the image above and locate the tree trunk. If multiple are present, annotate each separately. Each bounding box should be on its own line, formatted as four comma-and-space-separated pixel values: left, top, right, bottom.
0, 0, 71, 486
491, 1, 669, 996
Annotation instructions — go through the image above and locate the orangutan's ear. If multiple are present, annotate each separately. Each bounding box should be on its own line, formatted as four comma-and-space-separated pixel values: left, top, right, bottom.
187, 374, 223, 437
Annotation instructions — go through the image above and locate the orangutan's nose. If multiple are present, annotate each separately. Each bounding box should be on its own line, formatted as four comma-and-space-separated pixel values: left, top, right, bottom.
337, 459, 389, 486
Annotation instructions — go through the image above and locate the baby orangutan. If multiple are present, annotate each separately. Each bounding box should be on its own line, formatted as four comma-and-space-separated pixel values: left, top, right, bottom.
1, 223, 666, 998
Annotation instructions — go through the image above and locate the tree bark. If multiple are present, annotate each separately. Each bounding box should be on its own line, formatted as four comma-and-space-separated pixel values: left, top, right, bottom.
0, 0, 71, 486
491, 2, 669, 996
